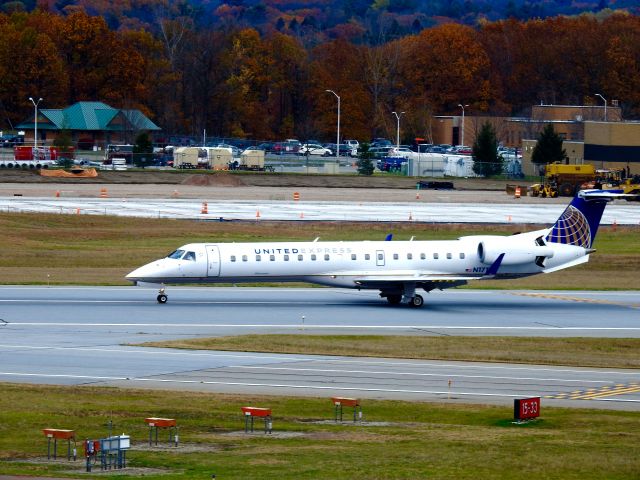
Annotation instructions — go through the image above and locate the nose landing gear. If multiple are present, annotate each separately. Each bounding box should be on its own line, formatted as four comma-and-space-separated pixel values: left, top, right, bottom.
157, 287, 168, 304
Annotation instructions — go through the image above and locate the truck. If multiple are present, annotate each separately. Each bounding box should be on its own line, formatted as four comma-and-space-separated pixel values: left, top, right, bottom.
104, 145, 133, 165
530, 163, 596, 197
0, 146, 72, 169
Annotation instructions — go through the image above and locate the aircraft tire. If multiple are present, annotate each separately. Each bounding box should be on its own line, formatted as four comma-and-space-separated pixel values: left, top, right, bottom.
410, 295, 424, 308
157, 294, 168, 304
386, 294, 402, 305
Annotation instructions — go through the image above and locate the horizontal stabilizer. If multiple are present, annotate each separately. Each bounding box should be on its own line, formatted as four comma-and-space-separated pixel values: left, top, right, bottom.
578, 189, 627, 200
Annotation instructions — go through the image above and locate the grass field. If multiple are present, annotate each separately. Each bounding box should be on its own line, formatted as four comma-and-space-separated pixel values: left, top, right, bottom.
0, 212, 638, 288
139, 335, 640, 369
1, 383, 639, 479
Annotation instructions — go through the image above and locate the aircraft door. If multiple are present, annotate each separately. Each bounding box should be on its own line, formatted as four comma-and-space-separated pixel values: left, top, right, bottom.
376, 250, 385, 267
206, 245, 221, 276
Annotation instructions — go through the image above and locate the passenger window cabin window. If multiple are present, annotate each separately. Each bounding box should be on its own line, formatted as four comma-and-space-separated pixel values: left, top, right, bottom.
242, 255, 248, 262
459, 253, 465, 259
393, 253, 399, 260
446, 253, 452, 259
270, 254, 275, 261
407, 253, 413, 260
420, 253, 426, 260
230, 255, 236, 262
311, 254, 317, 261
365, 254, 371, 260
433, 253, 439, 260
284, 254, 289, 261
377, 253, 383, 261
324, 254, 330, 261
351, 254, 356, 260
298, 254, 303, 261
256, 254, 261, 261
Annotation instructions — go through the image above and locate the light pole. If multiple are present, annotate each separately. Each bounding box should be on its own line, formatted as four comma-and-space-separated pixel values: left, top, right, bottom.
29, 97, 43, 149
325, 90, 340, 160
595, 93, 607, 122
458, 104, 469, 146
392, 111, 405, 148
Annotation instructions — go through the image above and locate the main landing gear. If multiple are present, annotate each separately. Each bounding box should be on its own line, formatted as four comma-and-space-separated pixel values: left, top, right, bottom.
157, 287, 168, 304
381, 292, 424, 307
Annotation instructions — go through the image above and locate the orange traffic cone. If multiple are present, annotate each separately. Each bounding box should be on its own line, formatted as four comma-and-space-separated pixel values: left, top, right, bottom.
100, 188, 108, 198
55, 190, 60, 198
256, 210, 261, 220
514, 186, 521, 199
201, 202, 208, 214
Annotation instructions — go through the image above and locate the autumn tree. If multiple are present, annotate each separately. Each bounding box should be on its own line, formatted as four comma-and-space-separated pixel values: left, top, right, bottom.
397, 24, 493, 115
531, 124, 567, 166
472, 122, 503, 177
308, 39, 371, 142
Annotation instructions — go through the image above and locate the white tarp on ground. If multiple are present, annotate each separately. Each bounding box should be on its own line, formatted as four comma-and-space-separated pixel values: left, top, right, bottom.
0, 197, 637, 224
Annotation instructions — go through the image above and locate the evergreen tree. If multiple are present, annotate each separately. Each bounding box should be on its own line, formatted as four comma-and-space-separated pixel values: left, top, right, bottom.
531, 124, 567, 166
356, 142, 375, 175
133, 132, 154, 169
472, 122, 503, 177
53, 118, 74, 169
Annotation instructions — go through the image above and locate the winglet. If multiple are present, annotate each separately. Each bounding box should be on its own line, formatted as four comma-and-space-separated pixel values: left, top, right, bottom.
485, 253, 505, 276
385, 234, 393, 241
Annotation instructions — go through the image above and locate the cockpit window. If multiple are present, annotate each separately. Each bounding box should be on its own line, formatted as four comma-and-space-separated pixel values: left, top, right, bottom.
168, 249, 185, 259
184, 251, 196, 261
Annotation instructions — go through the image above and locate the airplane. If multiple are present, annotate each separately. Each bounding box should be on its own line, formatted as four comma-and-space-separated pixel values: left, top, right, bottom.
126, 190, 629, 307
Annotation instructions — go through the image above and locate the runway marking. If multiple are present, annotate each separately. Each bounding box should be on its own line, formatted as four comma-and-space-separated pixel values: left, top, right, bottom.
0, 371, 589, 399
6, 322, 640, 331
1, 344, 638, 377
512, 292, 640, 309
545, 382, 640, 400
227, 365, 610, 384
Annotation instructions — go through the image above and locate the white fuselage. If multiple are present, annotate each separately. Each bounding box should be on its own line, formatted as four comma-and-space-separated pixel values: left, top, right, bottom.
126, 229, 590, 289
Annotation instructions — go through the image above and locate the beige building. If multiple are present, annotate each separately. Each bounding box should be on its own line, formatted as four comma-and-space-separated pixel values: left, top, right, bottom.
435, 103, 639, 176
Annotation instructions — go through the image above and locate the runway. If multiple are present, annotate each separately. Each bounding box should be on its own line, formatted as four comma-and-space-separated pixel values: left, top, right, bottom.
1, 196, 638, 224
1, 286, 638, 409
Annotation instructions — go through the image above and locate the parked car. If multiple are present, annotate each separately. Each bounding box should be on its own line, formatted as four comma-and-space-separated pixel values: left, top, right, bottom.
273, 140, 301, 154
388, 146, 414, 157
299, 143, 333, 156
368, 146, 393, 159
370, 138, 392, 148
344, 139, 360, 150
341, 143, 358, 157
255, 142, 275, 153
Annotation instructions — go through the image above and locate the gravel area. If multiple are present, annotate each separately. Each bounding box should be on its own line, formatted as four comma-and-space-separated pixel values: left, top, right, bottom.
0, 171, 563, 204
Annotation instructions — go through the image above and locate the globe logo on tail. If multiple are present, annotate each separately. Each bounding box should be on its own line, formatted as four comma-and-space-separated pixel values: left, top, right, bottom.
545, 205, 591, 248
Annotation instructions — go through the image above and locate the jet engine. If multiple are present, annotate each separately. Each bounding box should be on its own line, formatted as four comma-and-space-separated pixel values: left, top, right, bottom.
477, 240, 555, 266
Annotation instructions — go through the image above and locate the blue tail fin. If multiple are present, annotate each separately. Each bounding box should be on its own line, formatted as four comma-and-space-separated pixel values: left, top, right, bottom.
545, 190, 616, 248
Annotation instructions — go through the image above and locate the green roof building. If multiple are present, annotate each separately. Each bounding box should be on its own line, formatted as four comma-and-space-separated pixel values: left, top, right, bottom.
16, 101, 160, 148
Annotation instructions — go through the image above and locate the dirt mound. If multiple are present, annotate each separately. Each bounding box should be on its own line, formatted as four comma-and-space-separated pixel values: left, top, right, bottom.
181, 173, 244, 187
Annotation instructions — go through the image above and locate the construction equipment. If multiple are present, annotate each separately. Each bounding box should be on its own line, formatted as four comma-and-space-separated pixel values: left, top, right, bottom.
530, 163, 596, 197
621, 176, 640, 200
